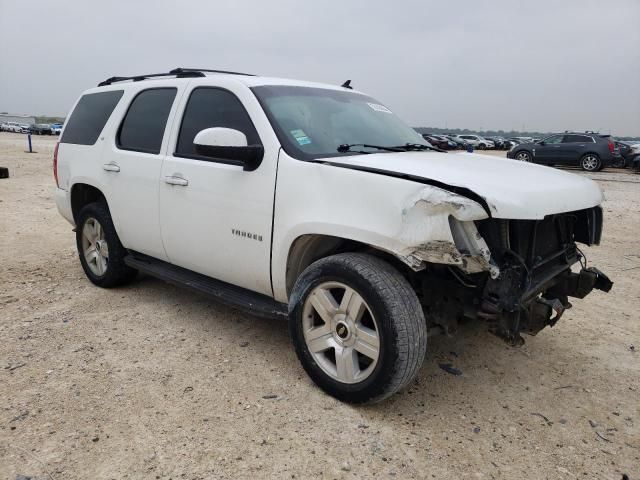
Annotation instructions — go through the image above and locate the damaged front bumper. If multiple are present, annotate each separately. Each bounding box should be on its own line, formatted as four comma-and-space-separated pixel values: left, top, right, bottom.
392, 187, 612, 345
479, 263, 613, 345
474, 207, 613, 345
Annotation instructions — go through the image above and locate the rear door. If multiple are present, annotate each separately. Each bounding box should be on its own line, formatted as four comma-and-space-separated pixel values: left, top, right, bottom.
100, 86, 182, 260
560, 134, 593, 165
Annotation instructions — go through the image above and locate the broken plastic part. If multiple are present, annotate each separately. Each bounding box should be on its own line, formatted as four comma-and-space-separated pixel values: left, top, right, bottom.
393, 186, 498, 277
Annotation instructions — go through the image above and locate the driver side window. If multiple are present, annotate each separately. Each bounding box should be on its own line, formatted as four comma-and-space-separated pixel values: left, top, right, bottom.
543, 135, 563, 144
175, 87, 261, 159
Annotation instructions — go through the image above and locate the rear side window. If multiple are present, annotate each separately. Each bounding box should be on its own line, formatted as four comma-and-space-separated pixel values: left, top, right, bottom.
118, 88, 177, 154
563, 135, 592, 143
61, 90, 124, 145
175, 87, 260, 158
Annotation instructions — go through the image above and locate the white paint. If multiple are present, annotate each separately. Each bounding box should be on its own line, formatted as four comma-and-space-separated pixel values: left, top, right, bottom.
194, 127, 247, 148
55, 73, 605, 305
330, 151, 603, 219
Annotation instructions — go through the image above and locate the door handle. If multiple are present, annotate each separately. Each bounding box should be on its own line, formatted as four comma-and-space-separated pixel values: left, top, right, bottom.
164, 175, 189, 186
102, 163, 120, 172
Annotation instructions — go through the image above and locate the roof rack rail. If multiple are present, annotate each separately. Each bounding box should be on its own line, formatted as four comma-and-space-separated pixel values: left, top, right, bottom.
98, 70, 205, 87
169, 67, 256, 77
97, 67, 256, 87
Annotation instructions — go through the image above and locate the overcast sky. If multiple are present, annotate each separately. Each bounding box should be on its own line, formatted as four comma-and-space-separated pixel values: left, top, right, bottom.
1, 0, 638, 135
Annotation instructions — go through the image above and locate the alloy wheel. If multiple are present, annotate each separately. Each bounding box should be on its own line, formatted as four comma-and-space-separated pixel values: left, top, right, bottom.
302, 282, 380, 384
516, 151, 531, 162
582, 155, 599, 171
81, 217, 109, 276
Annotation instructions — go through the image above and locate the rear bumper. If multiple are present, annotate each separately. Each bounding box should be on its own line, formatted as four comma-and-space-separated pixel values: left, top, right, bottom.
55, 187, 74, 226
601, 153, 621, 167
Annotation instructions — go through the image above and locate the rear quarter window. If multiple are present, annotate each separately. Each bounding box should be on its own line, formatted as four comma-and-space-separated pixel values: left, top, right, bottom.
61, 90, 124, 145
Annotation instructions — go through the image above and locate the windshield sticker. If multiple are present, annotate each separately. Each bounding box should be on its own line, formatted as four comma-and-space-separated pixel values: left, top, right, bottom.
290, 129, 312, 145
367, 103, 392, 114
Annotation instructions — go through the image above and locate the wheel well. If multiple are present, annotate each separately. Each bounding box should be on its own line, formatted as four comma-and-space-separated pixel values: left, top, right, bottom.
285, 234, 410, 296
70, 184, 106, 224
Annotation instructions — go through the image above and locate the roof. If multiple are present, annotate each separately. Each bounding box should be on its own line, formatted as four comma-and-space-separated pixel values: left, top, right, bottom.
94, 68, 360, 94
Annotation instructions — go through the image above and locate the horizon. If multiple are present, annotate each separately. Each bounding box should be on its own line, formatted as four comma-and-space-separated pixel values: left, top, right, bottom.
1, 0, 638, 136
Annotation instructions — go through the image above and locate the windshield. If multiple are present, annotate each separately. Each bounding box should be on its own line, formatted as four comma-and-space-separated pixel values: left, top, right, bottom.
251, 85, 427, 160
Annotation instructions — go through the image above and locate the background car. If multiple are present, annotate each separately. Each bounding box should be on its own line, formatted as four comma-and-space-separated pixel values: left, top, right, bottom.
50, 123, 63, 135
455, 134, 494, 149
444, 135, 468, 149
29, 123, 53, 135
507, 132, 621, 171
485, 136, 507, 149
616, 141, 640, 168
1, 122, 22, 133
19, 124, 31, 133
422, 134, 455, 150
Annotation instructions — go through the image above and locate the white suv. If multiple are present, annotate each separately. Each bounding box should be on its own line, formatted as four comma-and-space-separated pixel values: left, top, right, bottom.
455, 134, 494, 149
1, 122, 22, 133
54, 68, 612, 403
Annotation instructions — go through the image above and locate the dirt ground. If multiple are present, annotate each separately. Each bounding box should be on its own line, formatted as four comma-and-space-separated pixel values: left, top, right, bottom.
1, 133, 638, 479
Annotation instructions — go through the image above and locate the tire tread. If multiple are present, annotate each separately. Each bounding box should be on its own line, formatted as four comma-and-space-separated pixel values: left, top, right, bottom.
290, 252, 427, 404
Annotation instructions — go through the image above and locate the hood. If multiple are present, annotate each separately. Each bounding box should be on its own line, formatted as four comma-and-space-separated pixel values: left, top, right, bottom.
328, 151, 603, 220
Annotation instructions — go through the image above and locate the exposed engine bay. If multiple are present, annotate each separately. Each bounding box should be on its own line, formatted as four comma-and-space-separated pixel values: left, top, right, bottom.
414, 206, 613, 345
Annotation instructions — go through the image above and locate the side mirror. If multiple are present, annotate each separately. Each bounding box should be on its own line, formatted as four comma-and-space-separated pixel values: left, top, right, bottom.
193, 127, 264, 171
538, 140, 546, 146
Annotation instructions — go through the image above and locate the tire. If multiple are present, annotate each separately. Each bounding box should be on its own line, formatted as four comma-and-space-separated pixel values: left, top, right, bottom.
580, 153, 601, 172
76, 202, 137, 288
515, 150, 532, 162
288, 253, 427, 404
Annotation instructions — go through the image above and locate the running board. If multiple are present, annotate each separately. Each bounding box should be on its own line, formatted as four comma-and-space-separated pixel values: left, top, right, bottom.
125, 253, 288, 319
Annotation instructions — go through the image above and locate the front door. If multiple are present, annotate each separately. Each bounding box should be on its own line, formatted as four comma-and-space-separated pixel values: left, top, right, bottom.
534, 134, 564, 164
158, 84, 278, 296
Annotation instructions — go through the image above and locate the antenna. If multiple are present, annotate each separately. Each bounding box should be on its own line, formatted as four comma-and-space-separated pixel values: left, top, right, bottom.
341, 80, 353, 89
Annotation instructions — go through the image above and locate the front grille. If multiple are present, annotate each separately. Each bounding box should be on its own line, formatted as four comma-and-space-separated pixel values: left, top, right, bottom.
509, 214, 577, 272
476, 207, 601, 296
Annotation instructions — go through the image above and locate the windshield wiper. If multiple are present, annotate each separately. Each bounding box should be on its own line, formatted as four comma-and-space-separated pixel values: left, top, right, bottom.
337, 143, 404, 154
391, 143, 447, 153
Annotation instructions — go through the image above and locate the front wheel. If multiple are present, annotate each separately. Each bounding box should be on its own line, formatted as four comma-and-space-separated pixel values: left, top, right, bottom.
580, 154, 601, 171
289, 253, 427, 404
515, 150, 532, 162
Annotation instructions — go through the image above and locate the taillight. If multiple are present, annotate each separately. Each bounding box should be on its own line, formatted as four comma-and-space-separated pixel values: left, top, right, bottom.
53, 142, 60, 187
608, 141, 615, 153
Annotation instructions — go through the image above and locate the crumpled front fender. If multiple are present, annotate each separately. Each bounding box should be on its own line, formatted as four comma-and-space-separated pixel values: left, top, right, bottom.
393, 186, 499, 277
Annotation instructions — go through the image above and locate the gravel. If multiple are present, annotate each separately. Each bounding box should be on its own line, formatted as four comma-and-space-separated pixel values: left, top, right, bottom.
1, 134, 638, 479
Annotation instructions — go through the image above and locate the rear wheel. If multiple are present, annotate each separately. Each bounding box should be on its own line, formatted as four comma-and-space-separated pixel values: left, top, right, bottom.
289, 253, 427, 404
580, 154, 601, 172
76, 202, 137, 287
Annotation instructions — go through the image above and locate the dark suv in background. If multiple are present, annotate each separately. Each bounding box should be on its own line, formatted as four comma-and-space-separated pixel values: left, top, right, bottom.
507, 132, 620, 171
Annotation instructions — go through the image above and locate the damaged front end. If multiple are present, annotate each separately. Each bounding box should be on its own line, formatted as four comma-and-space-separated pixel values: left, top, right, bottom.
474, 207, 612, 345
410, 203, 612, 346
